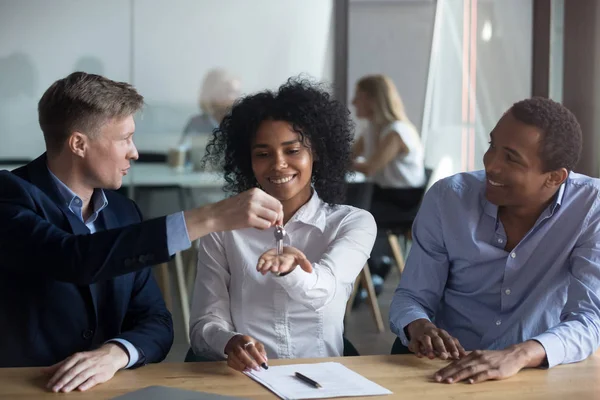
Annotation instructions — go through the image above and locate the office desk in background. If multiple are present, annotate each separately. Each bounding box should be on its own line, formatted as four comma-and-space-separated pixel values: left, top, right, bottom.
123, 163, 366, 189
0, 163, 366, 192
1, 354, 600, 400
122, 163, 225, 206
0, 163, 224, 193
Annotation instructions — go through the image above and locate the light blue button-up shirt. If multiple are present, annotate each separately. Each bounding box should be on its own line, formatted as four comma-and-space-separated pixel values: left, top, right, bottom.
390, 170, 600, 368
48, 169, 191, 368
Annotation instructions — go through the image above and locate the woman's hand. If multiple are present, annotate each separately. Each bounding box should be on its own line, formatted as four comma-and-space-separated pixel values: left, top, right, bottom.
256, 246, 313, 276
353, 161, 370, 175
224, 334, 268, 372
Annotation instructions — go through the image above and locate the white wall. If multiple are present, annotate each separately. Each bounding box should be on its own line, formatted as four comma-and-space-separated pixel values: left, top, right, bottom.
133, 0, 334, 140
0, 0, 334, 159
0, 0, 131, 159
348, 0, 437, 132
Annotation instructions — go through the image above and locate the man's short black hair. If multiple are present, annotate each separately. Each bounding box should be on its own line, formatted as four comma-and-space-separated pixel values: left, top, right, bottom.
510, 97, 582, 172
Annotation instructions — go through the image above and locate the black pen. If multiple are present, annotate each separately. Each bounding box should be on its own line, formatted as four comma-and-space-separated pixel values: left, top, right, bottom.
294, 372, 322, 388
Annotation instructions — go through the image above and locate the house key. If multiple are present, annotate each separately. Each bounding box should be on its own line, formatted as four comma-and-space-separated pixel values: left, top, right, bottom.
273, 225, 286, 276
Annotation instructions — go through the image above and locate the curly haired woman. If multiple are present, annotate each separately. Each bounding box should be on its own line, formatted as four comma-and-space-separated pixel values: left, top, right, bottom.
188, 78, 376, 371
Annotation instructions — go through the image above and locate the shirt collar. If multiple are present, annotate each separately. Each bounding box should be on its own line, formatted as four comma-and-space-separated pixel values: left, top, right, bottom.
287, 190, 327, 233
553, 179, 566, 210
47, 167, 108, 223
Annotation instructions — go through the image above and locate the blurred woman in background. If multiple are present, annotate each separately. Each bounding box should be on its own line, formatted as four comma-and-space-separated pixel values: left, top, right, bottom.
180, 68, 241, 142
351, 74, 426, 285
179, 68, 241, 172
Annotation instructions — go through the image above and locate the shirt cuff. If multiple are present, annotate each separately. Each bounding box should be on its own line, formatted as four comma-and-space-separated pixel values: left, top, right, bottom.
531, 332, 565, 368
390, 309, 431, 346
166, 212, 192, 256
107, 339, 139, 369
274, 265, 317, 292
208, 328, 242, 357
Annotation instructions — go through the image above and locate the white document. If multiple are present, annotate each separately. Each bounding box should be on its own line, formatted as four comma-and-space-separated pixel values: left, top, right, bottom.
244, 362, 392, 400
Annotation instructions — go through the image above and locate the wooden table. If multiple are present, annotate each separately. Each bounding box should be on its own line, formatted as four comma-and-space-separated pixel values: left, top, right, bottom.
2, 354, 600, 399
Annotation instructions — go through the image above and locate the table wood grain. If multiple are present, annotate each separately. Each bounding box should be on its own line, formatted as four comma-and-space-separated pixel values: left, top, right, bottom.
1, 354, 600, 399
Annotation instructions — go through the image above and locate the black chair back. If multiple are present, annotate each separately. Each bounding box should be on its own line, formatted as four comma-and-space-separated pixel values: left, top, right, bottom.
345, 181, 374, 210
376, 167, 433, 231
136, 152, 167, 163
424, 167, 433, 185
0, 159, 31, 165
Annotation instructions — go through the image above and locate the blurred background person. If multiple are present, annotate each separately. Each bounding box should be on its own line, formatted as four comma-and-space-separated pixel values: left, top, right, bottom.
180, 68, 241, 143
178, 68, 241, 173
351, 74, 426, 290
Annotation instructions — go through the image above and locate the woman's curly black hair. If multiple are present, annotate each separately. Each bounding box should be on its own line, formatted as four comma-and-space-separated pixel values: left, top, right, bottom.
203, 77, 355, 205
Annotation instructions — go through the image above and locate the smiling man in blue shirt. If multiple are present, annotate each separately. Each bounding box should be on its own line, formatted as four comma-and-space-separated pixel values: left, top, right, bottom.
390, 97, 600, 384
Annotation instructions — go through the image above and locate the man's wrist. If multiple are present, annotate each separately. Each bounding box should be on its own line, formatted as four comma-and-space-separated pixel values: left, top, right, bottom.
406, 318, 432, 340
511, 340, 547, 368
184, 205, 217, 241
102, 343, 129, 370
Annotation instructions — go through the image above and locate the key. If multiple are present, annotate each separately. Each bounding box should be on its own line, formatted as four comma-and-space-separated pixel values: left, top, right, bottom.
273, 225, 286, 276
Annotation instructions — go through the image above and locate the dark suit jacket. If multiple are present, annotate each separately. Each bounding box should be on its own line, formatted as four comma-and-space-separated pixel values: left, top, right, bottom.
0, 154, 174, 367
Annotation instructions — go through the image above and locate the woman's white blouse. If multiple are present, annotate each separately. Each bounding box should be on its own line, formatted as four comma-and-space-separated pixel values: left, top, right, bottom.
362, 120, 426, 188
189, 193, 377, 360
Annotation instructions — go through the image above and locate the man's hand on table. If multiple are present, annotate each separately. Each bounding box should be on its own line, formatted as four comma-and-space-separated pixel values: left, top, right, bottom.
433, 340, 547, 384
41, 343, 128, 393
406, 319, 467, 360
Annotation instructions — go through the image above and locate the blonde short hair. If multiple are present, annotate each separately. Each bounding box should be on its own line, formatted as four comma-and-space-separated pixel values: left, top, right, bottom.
39, 72, 143, 153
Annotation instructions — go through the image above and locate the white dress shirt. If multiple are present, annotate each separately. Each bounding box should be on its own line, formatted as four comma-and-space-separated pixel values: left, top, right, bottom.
189, 192, 376, 360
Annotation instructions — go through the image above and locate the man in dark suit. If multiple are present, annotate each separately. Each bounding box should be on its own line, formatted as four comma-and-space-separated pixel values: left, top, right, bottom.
0, 72, 283, 393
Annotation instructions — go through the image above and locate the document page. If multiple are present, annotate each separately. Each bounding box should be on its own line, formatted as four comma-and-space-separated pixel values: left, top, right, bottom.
244, 362, 392, 399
